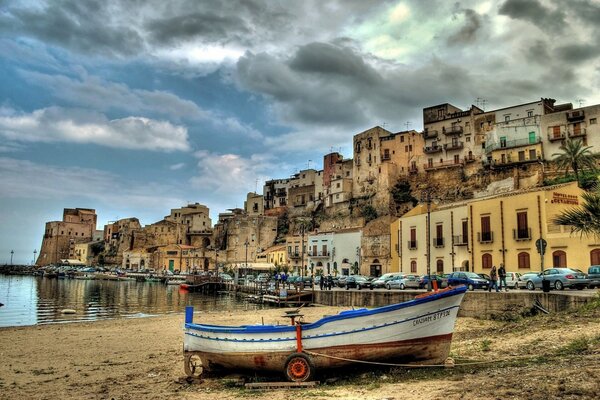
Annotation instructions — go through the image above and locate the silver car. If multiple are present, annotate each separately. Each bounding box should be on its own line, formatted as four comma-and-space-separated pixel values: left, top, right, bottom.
523, 268, 589, 290
372, 273, 402, 288
386, 274, 420, 290
588, 265, 600, 289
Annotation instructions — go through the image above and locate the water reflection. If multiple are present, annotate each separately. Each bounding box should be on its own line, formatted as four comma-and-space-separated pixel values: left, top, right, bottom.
0, 275, 263, 327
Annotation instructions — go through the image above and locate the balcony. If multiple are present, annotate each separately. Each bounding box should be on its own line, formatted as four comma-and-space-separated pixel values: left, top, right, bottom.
453, 235, 468, 246
408, 166, 419, 175
548, 132, 566, 142
307, 251, 330, 258
567, 110, 585, 122
288, 252, 301, 259
424, 144, 443, 154
442, 126, 463, 136
433, 237, 445, 248
423, 129, 438, 139
513, 228, 532, 241
424, 159, 464, 171
464, 155, 476, 163
382, 153, 391, 161
485, 136, 542, 153
477, 232, 494, 244
444, 141, 464, 151
568, 128, 586, 139
407, 240, 417, 250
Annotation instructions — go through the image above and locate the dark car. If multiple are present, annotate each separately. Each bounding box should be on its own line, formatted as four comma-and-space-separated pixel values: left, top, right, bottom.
588, 265, 600, 289
345, 275, 373, 290
447, 272, 489, 290
419, 274, 448, 289
337, 275, 349, 288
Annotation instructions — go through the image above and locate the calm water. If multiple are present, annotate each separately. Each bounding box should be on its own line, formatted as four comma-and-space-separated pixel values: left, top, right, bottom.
0, 275, 264, 328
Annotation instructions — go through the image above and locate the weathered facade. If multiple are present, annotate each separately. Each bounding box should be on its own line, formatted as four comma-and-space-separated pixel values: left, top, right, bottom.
542, 103, 599, 160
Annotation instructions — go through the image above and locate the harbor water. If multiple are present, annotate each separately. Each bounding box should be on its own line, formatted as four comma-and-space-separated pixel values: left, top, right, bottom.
0, 274, 263, 328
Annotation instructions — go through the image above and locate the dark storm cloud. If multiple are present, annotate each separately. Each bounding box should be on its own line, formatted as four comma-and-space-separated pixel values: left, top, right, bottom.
446, 9, 483, 45
145, 12, 250, 45
565, 0, 600, 26
499, 0, 566, 33
555, 43, 599, 62
527, 40, 550, 61
0, 0, 144, 57
289, 42, 381, 84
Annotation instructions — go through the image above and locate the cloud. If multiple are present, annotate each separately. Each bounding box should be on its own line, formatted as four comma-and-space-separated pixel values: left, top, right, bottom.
0, 107, 191, 152
18, 69, 209, 120
169, 162, 185, 170
554, 43, 599, 62
446, 9, 483, 45
499, 0, 566, 33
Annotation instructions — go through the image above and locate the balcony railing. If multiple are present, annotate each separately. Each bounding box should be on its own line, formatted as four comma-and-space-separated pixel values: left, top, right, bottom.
568, 128, 587, 138
444, 141, 464, 151
442, 126, 463, 135
453, 235, 468, 246
424, 145, 443, 154
288, 252, 301, 259
485, 136, 541, 153
423, 129, 438, 139
567, 110, 585, 122
408, 166, 419, 174
513, 228, 532, 241
477, 232, 494, 244
433, 237, 445, 248
307, 251, 330, 257
424, 159, 464, 171
408, 240, 417, 250
548, 132, 565, 142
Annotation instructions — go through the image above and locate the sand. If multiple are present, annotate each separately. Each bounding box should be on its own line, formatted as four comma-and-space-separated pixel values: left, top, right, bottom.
1, 302, 599, 400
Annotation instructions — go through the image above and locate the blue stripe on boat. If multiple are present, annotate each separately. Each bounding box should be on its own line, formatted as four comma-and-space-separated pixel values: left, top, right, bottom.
185, 304, 460, 343
185, 285, 466, 336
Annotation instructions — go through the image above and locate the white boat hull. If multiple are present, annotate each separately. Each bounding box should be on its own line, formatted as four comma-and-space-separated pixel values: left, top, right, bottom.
184, 286, 466, 373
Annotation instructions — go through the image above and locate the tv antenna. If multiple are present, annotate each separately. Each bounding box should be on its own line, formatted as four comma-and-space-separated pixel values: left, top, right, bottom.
476, 97, 488, 111
405, 121, 412, 131
577, 99, 585, 108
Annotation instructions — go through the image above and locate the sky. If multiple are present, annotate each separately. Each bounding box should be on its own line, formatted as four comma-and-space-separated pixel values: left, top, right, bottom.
1, 0, 599, 264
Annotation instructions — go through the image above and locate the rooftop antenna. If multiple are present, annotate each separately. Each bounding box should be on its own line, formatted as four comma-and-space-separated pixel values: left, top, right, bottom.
404, 121, 412, 131
577, 99, 585, 108
475, 97, 488, 111
382, 122, 388, 129
307, 160, 312, 170
255, 179, 258, 194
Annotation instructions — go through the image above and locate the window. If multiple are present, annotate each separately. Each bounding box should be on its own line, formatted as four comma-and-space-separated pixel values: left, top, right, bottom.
435, 224, 444, 247
405, 145, 408, 152
466, 136, 471, 142
500, 136, 507, 148
552, 250, 567, 267
516, 211, 529, 239
409, 145, 412, 151
438, 109, 443, 119
518, 151, 526, 162
322, 245, 328, 256
336, 182, 341, 188
480, 216, 492, 242
591, 118, 597, 125
482, 253, 492, 269
454, 154, 460, 164
529, 149, 537, 160
401, 135, 405, 142
591, 249, 600, 265
436, 259, 444, 273
383, 149, 390, 159
527, 110, 533, 117
518, 252, 530, 268
411, 260, 417, 273
528, 131, 536, 144
504, 115, 510, 123
409, 228, 417, 249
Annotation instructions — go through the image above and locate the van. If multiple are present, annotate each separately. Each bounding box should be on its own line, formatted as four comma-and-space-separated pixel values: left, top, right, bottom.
588, 266, 600, 288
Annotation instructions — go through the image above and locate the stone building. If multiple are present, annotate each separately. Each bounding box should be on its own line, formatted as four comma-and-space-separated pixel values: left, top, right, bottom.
244, 192, 264, 216
36, 208, 97, 266
360, 216, 393, 277
542, 103, 600, 160
421, 103, 485, 172
263, 178, 291, 210
150, 244, 207, 273
102, 217, 142, 266
323, 152, 353, 208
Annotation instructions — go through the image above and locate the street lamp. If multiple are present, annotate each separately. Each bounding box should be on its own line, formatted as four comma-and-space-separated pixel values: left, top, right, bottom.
10, 250, 14, 265
421, 190, 433, 292
244, 239, 249, 278
33, 249, 37, 266
215, 250, 219, 274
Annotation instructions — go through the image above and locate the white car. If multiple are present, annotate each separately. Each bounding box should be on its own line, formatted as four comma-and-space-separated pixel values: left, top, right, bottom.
505, 272, 522, 289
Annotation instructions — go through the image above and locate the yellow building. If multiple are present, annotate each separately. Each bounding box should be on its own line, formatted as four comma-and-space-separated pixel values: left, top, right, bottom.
265, 244, 287, 268
151, 244, 207, 273
390, 219, 400, 272
469, 182, 599, 273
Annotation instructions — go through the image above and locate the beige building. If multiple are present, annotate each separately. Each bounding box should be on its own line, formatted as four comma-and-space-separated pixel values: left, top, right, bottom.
151, 244, 207, 273
36, 208, 98, 266
323, 152, 353, 208
244, 193, 264, 216
397, 202, 470, 276
285, 234, 308, 275
122, 248, 152, 271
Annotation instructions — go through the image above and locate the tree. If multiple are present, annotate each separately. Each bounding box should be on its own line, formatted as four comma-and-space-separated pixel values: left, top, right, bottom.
553, 186, 600, 238
552, 139, 597, 183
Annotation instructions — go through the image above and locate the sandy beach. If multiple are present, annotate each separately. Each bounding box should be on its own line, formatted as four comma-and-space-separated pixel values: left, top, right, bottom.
1, 301, 599, 400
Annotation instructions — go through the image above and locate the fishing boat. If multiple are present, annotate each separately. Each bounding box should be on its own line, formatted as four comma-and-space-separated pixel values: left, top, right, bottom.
183, 285, 467, 381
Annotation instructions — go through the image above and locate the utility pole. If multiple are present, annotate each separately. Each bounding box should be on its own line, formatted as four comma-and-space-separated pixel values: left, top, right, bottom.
300, 224, 305, 278
421, 190, 433, 291
244, 239, 249, 279
10, 250, 14, 265
33, 249, 37, 266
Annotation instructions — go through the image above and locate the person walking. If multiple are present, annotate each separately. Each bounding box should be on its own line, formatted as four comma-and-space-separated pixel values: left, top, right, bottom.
498, 264, 508, 292
327, 274, 333, 290
488, 265, 499, 292
319, 274, 324, 290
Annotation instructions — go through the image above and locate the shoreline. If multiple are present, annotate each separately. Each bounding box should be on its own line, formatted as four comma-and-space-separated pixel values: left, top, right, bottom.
1, 303, 600, 399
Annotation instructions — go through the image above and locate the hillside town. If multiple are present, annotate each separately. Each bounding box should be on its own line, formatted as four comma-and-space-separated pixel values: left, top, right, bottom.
34, 98, 600, 278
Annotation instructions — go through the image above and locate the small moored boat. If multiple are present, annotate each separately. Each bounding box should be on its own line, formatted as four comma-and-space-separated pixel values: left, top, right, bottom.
183, 285, 467, 381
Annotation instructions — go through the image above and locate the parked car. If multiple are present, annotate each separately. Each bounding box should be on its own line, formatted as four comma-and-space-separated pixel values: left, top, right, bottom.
345, 275, 373, 290
372, 273, 402, 289
256, 273, 270, 283
218, 273, 233, 282
447, 272, 489, 290
505, 272, 522, 289
419, 274, 448, 289
386, 274, 420, 290
522, 268, 589, 290
588, 265, 600, 289
518, 272, 539, 288
337, 275, 350, 288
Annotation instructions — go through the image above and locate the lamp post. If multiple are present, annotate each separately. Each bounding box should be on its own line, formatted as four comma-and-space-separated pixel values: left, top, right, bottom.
421, 190, 432, 292
244, 239, 249, 278
215, 250, 219, 275
10, 250, 14, 265
33, 249, 37, 266
300, 224, 305, 278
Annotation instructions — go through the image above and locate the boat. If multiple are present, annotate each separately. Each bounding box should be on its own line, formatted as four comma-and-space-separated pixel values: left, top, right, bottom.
183, 285, 467, 381
166, 278, 186, 285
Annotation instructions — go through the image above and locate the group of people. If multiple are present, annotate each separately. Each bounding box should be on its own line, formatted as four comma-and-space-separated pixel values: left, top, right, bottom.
319, 274, 334, 290
488, 264, 509, 292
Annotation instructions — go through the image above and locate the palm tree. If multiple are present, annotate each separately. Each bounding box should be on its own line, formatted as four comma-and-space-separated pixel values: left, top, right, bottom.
553, 187, 600, 238
552, 139, 597, 182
